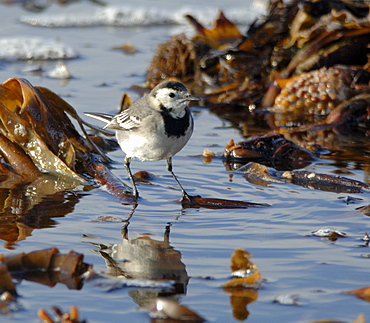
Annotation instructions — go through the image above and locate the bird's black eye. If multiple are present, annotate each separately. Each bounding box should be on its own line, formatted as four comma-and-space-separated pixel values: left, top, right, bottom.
168, 92, 176, 98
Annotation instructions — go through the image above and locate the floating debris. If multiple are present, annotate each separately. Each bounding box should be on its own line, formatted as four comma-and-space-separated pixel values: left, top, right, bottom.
230, 158, 369, 194
112, 43, 137, 55
311, 228, 347, 238
224, 135, 317, 170
223, 249, 261, 321
276, 170, 370, 193
223, 248, 262, 289
237, 162, 282, 186
360, 254, 370, 258
273, 294, 299, 306
356, 205, 370, 216
38, 305, 87, 323
181, 194, 269, 209
338, 196, 363, 205
47, 61, 72, 79
202, 148, 215, 164
132, 170, 155, 183
94, 216, 125, 222
362, 233, 370, 241
345, 286, 370, 303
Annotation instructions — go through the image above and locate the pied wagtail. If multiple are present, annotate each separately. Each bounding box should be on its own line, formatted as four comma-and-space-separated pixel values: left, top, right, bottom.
85, 81, 199, 200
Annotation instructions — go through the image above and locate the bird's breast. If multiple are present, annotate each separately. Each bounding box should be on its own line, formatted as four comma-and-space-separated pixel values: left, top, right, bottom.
115, 121, 193, 161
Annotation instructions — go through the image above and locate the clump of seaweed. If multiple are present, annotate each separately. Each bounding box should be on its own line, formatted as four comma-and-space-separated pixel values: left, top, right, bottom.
146, 0, 370, 164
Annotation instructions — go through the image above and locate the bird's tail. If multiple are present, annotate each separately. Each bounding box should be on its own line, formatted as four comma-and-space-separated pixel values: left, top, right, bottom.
84, 112, 114, 123
83, 112, 115, 135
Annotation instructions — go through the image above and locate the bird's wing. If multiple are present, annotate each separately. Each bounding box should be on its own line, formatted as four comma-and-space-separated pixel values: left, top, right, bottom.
104, 95, 151, 131
84, 109, 140, 131
104, 110, 141, 131
86, 95, 149, 131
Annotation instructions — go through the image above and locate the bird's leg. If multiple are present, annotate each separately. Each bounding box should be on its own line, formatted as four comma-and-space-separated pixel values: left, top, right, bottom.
164, 222, 172, 244
166, 157, 191, 201
124, 156, 139, 199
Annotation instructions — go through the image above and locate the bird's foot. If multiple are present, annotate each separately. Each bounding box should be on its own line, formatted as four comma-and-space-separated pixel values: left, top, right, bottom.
180, 192, 201, 204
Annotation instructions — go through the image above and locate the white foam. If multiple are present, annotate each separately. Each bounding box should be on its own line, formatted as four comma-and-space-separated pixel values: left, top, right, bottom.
19, 4, 267, 28
0, 37, 78, 61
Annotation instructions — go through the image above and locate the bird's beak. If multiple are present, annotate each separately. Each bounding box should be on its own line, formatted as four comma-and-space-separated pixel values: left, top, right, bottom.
185, 94, 200, 101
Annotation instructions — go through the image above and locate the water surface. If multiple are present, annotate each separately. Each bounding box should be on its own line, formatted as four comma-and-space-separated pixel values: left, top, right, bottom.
0, 1, 369, 322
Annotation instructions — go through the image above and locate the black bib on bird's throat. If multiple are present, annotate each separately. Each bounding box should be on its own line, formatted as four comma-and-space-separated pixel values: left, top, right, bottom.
160, 107, 192, 138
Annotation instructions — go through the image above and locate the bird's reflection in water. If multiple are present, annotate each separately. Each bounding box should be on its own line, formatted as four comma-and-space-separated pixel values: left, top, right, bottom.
97, 222, 188, 309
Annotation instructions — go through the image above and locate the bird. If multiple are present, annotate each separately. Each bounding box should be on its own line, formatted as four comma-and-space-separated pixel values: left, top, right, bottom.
85, 80, 199, 201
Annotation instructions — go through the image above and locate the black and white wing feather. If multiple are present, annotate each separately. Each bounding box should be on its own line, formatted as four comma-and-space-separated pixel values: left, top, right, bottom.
85, 110, 141, 132
106, 110, 141, 131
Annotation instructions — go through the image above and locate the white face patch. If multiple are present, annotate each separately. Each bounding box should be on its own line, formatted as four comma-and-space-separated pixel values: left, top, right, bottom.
153, 88, 189, 115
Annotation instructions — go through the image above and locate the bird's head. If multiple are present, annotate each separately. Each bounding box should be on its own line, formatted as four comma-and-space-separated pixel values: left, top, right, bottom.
149, 81, 199, 117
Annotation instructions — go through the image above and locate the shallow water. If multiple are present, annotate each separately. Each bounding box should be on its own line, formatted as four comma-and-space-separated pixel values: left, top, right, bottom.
0, 1, 369, 322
